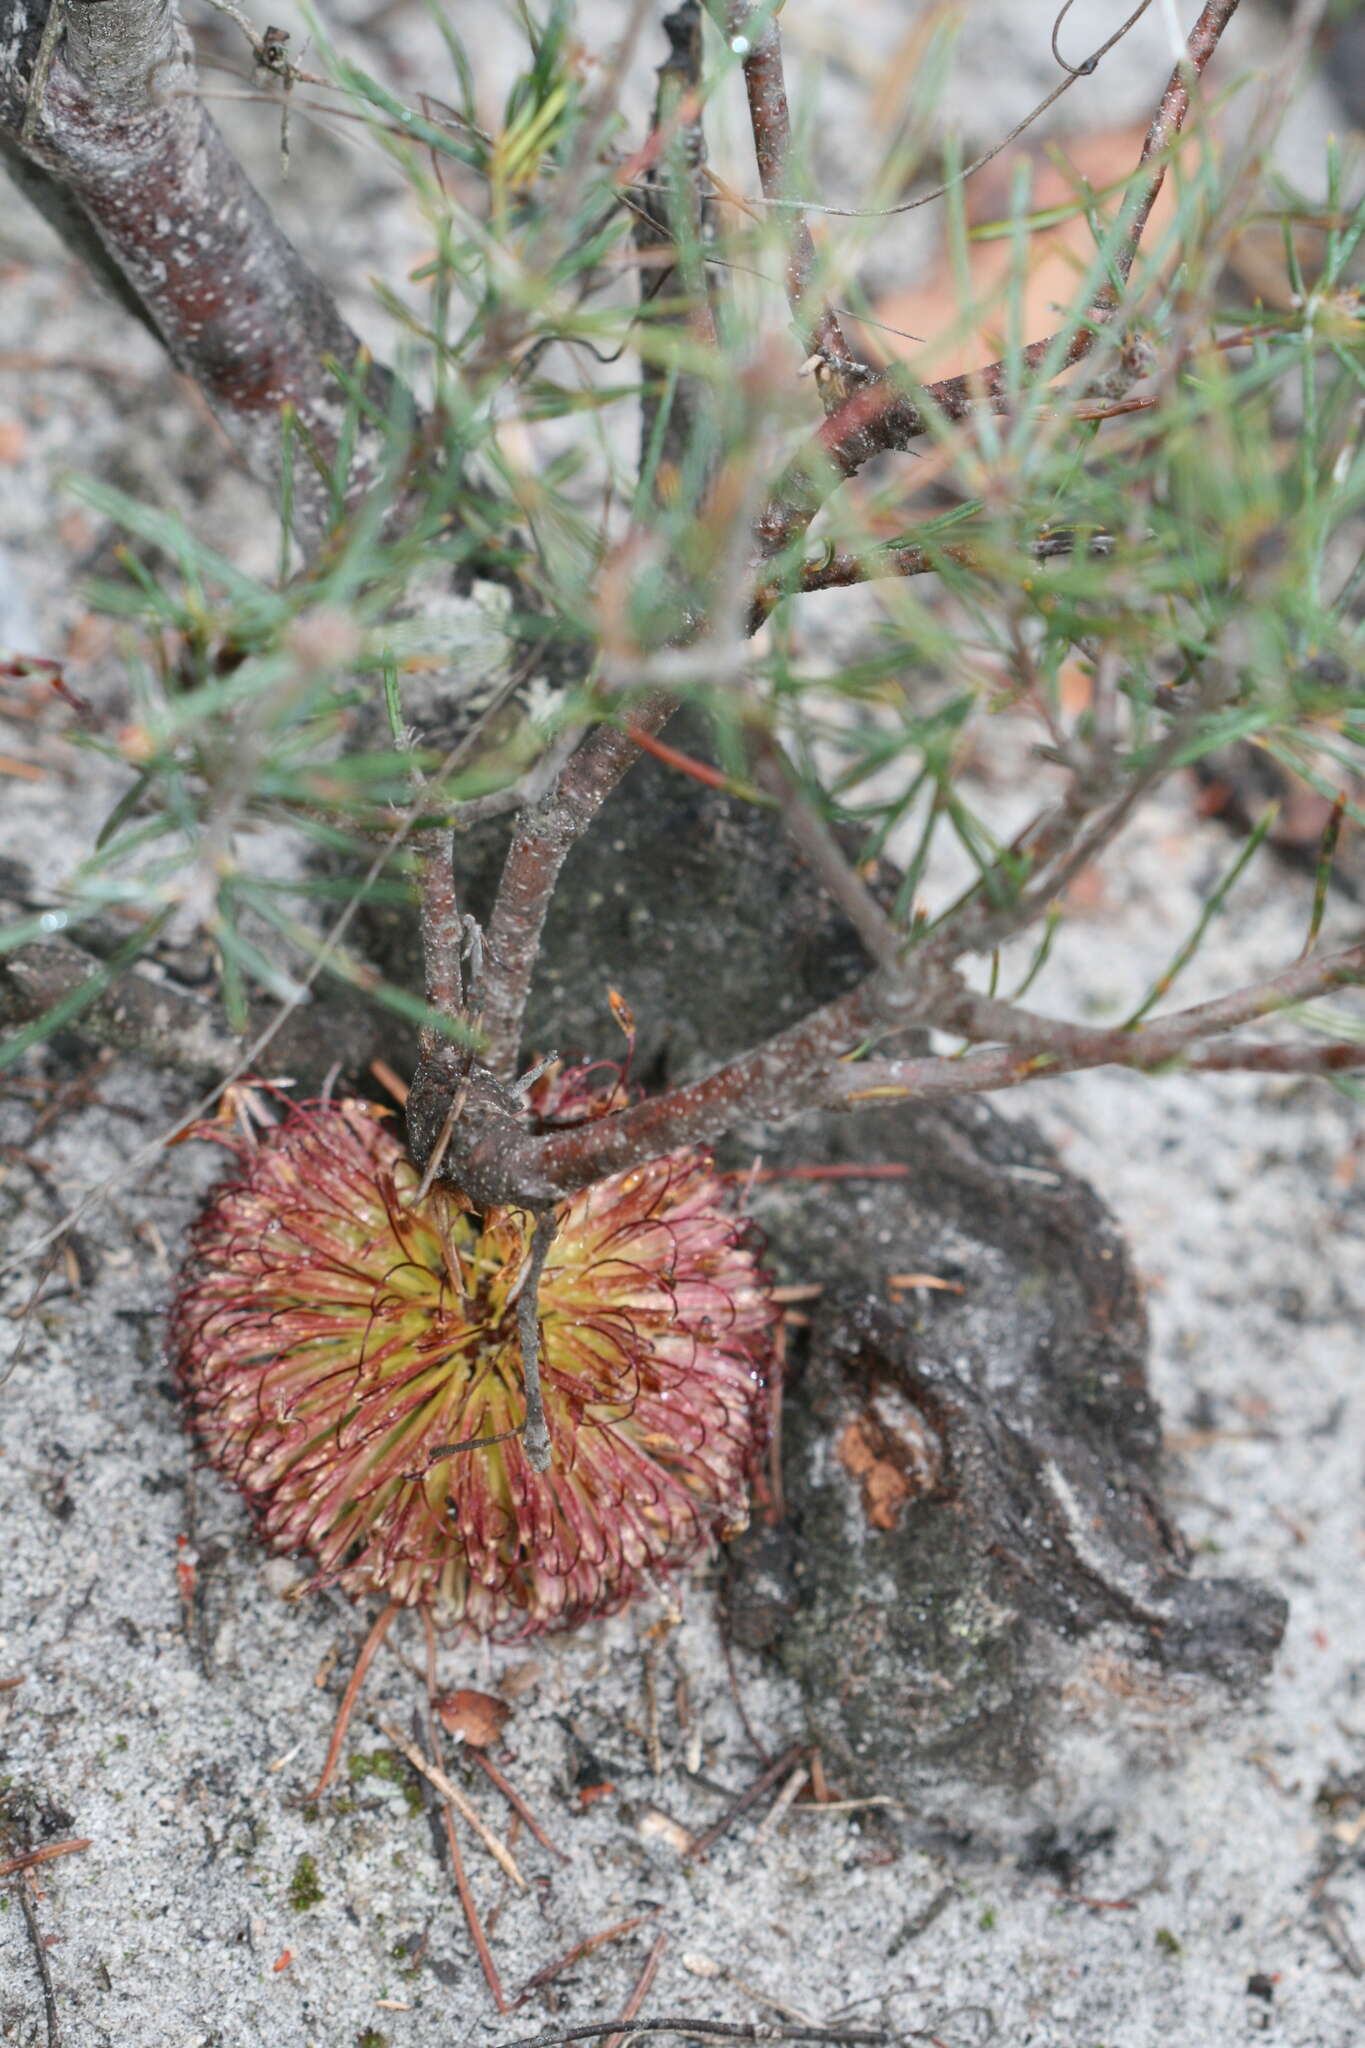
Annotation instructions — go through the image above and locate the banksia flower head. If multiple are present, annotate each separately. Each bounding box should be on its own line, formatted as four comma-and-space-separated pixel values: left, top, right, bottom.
171, 1074, 774, 1640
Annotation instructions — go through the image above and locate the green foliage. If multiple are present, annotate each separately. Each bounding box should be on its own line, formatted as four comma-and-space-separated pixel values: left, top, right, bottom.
287, 1851, 325, 1911
5, 4, 1364, 1073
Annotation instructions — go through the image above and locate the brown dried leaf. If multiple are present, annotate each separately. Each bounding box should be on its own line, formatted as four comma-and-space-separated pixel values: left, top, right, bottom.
433, 1688, 511, 1749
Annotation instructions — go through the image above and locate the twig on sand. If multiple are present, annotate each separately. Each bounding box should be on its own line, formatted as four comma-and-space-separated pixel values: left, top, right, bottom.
514, 1912, 663, 2009
421, 1611, 508, 2011
603, 1932, 669, 2048
16, 1881, 62, 2048
497, 2017, 890, 2048
377, 1718, 526, 1888
686, 1742, 808, 1859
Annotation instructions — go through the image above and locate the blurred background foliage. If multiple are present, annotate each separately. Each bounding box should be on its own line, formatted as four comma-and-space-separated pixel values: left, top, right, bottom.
2, 0, 1363, 1085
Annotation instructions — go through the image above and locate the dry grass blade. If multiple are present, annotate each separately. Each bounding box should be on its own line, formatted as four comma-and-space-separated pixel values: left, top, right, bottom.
377, 1718, 527, 1887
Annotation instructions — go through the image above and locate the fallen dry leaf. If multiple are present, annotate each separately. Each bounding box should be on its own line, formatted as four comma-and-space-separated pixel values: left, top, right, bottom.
433, 1687, 511, 1749
837, 1416, 912, 1532
869, 125, 1194, 383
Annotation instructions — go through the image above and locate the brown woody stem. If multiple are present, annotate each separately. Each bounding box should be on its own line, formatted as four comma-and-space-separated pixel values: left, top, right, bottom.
460, 941, 1362, 1203
726, 0, 863, 387
478, 693, 676, 1081
416, 825, 466, 1077
752, 0, 1242, 560
2, 0, 403, 548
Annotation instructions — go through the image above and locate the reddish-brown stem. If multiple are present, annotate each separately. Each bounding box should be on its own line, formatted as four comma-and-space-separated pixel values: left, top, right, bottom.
602, 1932, 668, 2048
300, 1599, 398, 1802
421, 1610, 509, 2012
0, 1837, 92, 1878
753, 0, 1242, 560
459, 961, 952, 1203
727, 0, 862, 385
478, 693, 676, 1079
513, 1914, 659, 2007
469, 1748, 570, 1865
459, 938, 1363, 1205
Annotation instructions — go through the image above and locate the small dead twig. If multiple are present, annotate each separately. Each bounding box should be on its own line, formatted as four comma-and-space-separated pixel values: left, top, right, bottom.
377, 1719, 526, 1888
603, 1932, 668, 2048
419, 1613, 508, 2012
790, 1797, 902, 1817
749, 1763, 808, 1848
298, 1599, 398, 1802
19, 0, 66, 141
643, 1639, 664, 1779
686, 1741, 807, 1859
718, 1631, 770, 1766
498, 2019, 889, 2048
513, 1912, 663, 2007
436, 1755, 507, 2009
0, 1839, 92, 1879
16, 1881, 61, 2048
751, 739, 900, 970
470, 1748, 570, 1864
1313, 1895, 1365, 1977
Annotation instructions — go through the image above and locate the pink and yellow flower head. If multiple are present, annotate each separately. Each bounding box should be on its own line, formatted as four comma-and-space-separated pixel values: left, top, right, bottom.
171, 1080, 775, 1639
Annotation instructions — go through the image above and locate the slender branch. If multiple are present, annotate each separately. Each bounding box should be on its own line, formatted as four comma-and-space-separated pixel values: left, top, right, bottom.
746, 527, 1107, 631
751, 740, 900, 969
752, 0, 1242, 561
1184, 1039, 1365, 1075
942, 946, 1365, 1055
633, 0, 718, 491
478, 693, 676, 1080
724, 0, 865, 390
1, 0, 404, 548
416, 825, 467, 1079
515, 1208, 558, 1473
16, 1881, 62, 2048
499, 2020, 888, 2048
457, 919, 1363, 1205
838, 942, 1365, 1102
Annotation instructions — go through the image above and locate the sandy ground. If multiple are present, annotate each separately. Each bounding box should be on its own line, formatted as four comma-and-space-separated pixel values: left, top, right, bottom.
3, 4, 1364, 2045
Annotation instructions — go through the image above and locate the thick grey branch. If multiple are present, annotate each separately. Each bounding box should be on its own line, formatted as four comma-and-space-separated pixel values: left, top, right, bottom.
1, 0, 403, 548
